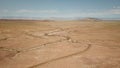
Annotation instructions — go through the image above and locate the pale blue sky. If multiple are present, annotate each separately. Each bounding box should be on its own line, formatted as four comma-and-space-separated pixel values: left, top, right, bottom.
0, 0, 120, 19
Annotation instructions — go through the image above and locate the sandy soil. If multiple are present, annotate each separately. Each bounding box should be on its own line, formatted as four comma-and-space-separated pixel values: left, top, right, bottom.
0, 20, 120, 68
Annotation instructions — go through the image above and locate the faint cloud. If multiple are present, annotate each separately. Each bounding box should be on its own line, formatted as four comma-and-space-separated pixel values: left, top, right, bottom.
68, 9, 120, 17
17, 9, 32, 13
109, 9, 120, 14
110, 6, 120, 14
113, 6, 120, 9
16, 9, 58, 14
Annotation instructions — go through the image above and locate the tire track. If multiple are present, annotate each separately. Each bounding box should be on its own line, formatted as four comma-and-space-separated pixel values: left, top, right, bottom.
24, 32, 43, 38
20, 28, 72, 52
0, 26, 80, 58
21, 38, 66, 52
23, 28, 62, 38
28, 44, 92, 68
0, 47, 20, 52
0, 26, 92, 68
20, 34, 72, 52
23, 26, 74, 39
0, 26, 92, 67
0, 47, 21, 58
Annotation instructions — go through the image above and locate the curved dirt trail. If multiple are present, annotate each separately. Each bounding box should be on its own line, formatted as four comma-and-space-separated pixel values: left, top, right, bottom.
28, 44, 91, 68
0, 27, 78, 59
19, 27, 75, 52
13, 27, 92, 68
0, 27, 87, 59
20, 27, 92, 68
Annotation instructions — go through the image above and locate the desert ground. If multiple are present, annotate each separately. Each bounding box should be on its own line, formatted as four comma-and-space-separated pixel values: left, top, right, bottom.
0, 19, 120, 68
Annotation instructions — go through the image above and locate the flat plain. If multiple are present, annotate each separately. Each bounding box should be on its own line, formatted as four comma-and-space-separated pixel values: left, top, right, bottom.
0, 20, 120, 68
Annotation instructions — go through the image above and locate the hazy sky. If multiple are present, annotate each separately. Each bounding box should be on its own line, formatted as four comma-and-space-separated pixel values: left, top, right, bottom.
0, 0, 120, 19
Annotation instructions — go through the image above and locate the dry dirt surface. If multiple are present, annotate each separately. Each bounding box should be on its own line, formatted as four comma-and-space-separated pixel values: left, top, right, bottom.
0, 20, 120, 68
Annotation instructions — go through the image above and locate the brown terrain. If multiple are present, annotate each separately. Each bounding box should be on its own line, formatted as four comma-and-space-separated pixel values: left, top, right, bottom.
0, 19, 120, 68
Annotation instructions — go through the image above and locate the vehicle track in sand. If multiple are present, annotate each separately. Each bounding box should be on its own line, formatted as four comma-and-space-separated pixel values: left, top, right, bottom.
1, 29, 117, 61
0, 27, 73, 58
20, 27, 73, 52
28, 44, 91, 68
22, 27, 92, 68
0, 47, 21, 59
0, 27, 92, 68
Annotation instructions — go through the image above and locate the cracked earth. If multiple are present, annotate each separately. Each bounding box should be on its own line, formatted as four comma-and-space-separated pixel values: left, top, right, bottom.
0, 20, 120, 68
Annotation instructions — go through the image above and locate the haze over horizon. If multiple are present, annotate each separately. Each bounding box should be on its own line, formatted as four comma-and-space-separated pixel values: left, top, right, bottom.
0, 0, 120, 20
